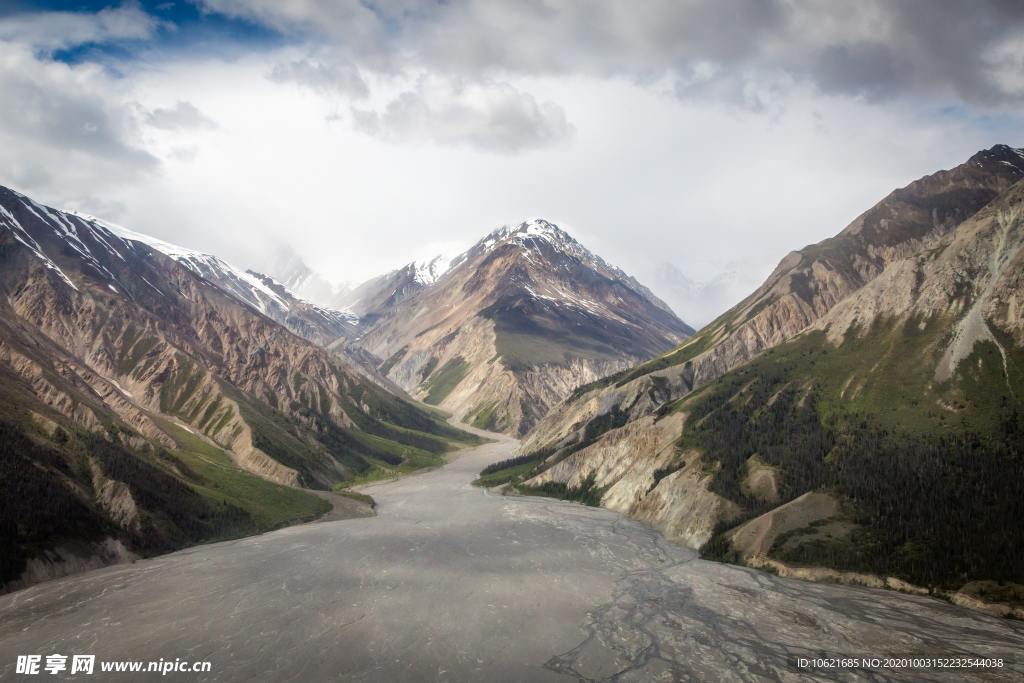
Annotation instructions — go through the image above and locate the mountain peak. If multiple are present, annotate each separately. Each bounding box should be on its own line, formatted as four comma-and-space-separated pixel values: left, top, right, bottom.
473, 218, 620, 277
410, 253, 458, 285
484, 218, 576, 249
967, 143, 1024, 174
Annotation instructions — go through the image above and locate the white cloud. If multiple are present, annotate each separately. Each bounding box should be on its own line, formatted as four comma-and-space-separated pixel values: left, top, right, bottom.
0, 41, 157, 210
0, 2, 160, 51
91, 58, 1011, 303
0, 2, 1022, 326
269, 53, 369, 97
145, 101, 218, 130
350, 77, 574, 152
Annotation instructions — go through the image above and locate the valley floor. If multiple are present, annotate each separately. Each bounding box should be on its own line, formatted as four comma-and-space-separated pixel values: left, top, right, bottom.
0, 428, 1022, 681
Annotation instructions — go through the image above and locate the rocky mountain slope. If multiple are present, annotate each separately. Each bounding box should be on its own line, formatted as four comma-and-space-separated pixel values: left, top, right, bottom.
76, 217, 360, 347
337, 254, 457, 324
510, 146, 1024, 594
524, 144, 1024, 452
0, 186, 477, 591
355, 220, 693, 435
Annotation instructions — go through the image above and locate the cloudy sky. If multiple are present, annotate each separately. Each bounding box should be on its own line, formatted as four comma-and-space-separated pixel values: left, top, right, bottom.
1, 1, 1023, 325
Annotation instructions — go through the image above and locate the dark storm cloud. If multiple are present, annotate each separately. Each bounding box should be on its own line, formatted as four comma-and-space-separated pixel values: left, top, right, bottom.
802, 0, 1024, 104
201, 0, 1024, 106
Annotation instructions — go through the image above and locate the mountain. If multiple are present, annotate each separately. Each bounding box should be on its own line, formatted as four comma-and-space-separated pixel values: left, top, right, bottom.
242, 270, 358, 346
0, 186, 478, 590
510, 145, 1024, 594
336, 253, 459, 323
355, 219, 693, 435
73, 217, 360, 348
260, 247, 349, 308
525, 144, 1024, 451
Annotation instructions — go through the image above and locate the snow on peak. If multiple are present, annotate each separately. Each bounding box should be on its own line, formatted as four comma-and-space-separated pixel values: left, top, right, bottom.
69, 211, 294, 315
473, 218, 626, 277
412, 253, 457, 285
247, 270, 359, 325
483, 218, 576, 250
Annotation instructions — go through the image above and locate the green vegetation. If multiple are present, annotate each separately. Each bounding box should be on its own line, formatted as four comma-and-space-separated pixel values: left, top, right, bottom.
483, 301, 624, 372
467, 401, 502, 431
336, 448, 447, 487
158, 420, 329, 529
485, 407, 630, 490
158, 354, 205, 415
563, 299, 760, 400
679, 318, 1024, 589
472, 451, 547, 487
230, 385, 344, 487
0, 421, 111, 586
613, 327, 717, 388
473, 460, 539, 487
518, 471, 608, 507
494, 327, 618, 371
0, 408, 336, 589
418, 356, 439, 382
114, 326, 160, 377
551, 405, 630, 465
338, 378, 481, 446
423, 357, 470, 405
378, 346, 407, 376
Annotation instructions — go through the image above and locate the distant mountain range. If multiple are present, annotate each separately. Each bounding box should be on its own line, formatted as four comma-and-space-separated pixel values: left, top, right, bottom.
262, 220, 696, 436
514, 144, 1024, 596
81, 218, 361, 347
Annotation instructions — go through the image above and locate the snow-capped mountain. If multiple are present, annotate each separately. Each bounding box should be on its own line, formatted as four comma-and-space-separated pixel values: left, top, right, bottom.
66, 213, 358, 346
412, 253, 460, 285
336, 252, 459, 322
354, 218, 693, 435
0, 183, 477, 589
475, 219, 613, 272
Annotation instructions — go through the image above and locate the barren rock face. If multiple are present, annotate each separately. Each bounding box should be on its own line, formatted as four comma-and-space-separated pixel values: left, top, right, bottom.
527, 413, 741, 549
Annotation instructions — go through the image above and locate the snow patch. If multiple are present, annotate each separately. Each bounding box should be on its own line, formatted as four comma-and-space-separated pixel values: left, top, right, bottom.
0, 203, 79, 291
